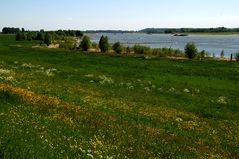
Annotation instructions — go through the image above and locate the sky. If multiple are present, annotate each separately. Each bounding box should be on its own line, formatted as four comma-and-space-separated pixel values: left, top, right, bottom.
1, 0, 239, 31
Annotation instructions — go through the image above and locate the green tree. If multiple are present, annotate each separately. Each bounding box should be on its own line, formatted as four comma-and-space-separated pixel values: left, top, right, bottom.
220, 50, 225, 58
27, 33, 32, 41
184, 42, 198, 59
15, 32, 26, 41
36, 32, 44, 41
44, 33, 52, 46
75, 31, 83, 37
112, 42, 123, 54
99, 36, 109, 53
80, 36, 91, 51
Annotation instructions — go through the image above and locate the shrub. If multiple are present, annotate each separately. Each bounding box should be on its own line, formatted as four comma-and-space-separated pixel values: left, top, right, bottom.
112, 42, 123, 54
59, 37, 76, 50
44, 33, 52, 46
184, 42, 198, 59
99, 36, 109, 53
235, 52, 239, 61
220, 50, 225, 58
36, 32, 45, 41
15, 32, 26, 41
133, 45, 151, 54
80, 36, 91, 51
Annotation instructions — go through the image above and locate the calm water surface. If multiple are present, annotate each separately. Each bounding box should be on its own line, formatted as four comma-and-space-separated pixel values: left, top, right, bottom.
87, 33, 239, 57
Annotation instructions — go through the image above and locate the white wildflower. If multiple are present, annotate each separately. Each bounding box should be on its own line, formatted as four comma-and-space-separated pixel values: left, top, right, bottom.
126, 82, 132, 87
45, 68, 57, 77
128, 85, 134, 90
175, 117, 183, 122
99, 75, 114, 85
169, 87, 175, 92
0, 68, 11, 75
144, 87, 151, 93
184, 88, 190, 93
217, 96, 227, 104
194, 88, 200, 93
119, 82, 124, 86
157, 87, 163, 91
21, 63, 35, 69
85, 74, 94, 78
152, 85, 156, 89
87, 154, 94, 158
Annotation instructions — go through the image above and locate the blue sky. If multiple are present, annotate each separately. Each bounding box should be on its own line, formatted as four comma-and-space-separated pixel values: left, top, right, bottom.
1, 0, 239, 30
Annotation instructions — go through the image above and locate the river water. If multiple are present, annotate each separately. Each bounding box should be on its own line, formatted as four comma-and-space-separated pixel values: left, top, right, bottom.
87, 33, 239, 57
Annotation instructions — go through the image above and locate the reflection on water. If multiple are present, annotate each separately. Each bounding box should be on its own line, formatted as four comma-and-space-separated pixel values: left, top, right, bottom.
87, 33, 239, 57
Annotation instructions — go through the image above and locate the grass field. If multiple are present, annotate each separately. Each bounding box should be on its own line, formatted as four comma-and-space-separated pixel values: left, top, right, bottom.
0, 34, 239, 158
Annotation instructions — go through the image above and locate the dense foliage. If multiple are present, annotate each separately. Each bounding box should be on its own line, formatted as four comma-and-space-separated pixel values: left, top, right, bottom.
185, 42, 198, 59
2, 27, 20, 34
99, 36, 109, 52
112, 42, 123, 54
80, 36, 92, 51
140, 27, 239, 34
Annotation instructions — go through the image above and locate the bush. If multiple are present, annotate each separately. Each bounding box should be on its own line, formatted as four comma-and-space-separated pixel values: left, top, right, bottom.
59, 37, 76, 50
185, 42, 198, 59
112, 42, 123, 54
133, 45, 151, 54
15, 32, 26, 41
44, 33, 52, 46
235, 52, 239, 61
36, 32, 45, 41
99, 36, 109, 53
80, 36, 91, 51
220, 50, 225, 58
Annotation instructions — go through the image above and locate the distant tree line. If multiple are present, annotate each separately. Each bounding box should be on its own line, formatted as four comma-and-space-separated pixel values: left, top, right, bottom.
2, 27, 21, 34
12, 28, 83, 46
140, 27, 239, 34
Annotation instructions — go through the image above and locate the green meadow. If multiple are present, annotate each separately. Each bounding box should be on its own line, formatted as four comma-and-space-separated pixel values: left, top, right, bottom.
0, 34, 239, 158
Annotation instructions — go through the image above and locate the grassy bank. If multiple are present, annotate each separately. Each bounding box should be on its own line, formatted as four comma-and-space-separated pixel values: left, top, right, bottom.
0, 34, 239, 158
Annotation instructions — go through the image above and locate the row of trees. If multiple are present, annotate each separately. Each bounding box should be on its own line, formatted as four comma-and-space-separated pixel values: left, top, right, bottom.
140, 27, 239, 34
79, 35, 184, 57
80, 35, 123, 54
15, 29, 83, 46
2, 27, 21, 34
